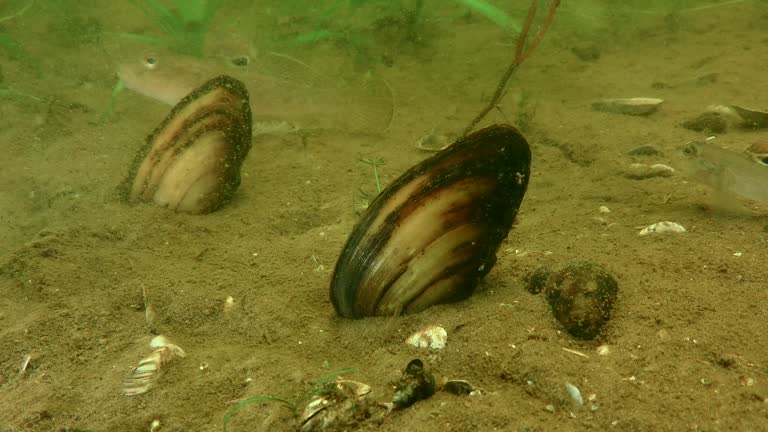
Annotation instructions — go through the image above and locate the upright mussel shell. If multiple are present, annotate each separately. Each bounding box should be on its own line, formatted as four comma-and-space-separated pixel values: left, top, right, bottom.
120, 75, 252, 214
330, 124, 531, 318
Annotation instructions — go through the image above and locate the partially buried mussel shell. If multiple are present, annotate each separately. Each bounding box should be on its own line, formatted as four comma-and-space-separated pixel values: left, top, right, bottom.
330, 124, 531, 318
120, 75, 252, 214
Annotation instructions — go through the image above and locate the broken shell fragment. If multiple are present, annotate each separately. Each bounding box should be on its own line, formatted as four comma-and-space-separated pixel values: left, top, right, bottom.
591, 98, 663, 116
392, 359, 436, 408
415, 129, 451, 152
405, 325, 447, 350
120, 75, 252, 214
299, 379, 374, 432
330, 124, 531, 318
543, 262, 618, 340
623, 163, 675, 180
123, 335, 186, 396
638, 221, 686, 236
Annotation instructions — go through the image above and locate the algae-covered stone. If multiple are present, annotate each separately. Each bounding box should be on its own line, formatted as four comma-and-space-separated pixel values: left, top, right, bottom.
544, 262, 618, 340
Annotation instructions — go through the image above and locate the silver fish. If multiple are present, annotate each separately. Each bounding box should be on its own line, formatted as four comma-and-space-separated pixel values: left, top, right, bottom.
679, 138, 768, 204
116, 50, 394, 133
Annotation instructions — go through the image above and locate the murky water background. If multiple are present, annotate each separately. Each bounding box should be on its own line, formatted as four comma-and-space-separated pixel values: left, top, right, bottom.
1, 1, 767, 431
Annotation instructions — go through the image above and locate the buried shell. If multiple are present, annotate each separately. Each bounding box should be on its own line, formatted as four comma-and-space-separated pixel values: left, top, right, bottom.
330, 124, 531, 318
120, 75, 252, 214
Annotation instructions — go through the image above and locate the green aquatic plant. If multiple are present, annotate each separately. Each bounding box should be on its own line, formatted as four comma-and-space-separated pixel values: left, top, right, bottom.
452, 0, 520, 32
222, 368, 357, 432
0, 32, 30, 62
357, 157, 385, 213
274, 0, 429, 66
360, 157, 385, 194
120, 0, 222, 56
96, 79, 125, 124
0, 0, 37, 68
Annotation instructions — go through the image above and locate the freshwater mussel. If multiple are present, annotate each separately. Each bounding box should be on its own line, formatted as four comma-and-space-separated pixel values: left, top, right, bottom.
120, 75, 252, 214
330, 124, 531, 318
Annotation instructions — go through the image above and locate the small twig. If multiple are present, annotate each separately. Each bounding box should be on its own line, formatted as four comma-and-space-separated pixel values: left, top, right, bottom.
516, 0, 560, 65
462, 0, 560, 137
561, 347, 589, 358
19, 354, 32, 376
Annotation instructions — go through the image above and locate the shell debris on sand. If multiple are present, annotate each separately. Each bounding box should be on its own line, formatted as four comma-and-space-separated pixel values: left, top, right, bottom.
623, 163, 675, 179
592, 97, 663, 116
299, 379, 374, 432
638, 221, 686, 236
123, 335, 186, 396
406, 325, 447, 350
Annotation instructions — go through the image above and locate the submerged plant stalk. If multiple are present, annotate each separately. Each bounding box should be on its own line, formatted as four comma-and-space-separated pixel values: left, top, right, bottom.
462, 0, 560, 137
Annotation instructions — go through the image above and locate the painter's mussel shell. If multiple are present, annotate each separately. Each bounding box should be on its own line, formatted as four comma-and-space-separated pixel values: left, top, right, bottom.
539, 262, 618, 340
330, 124, 531, 318
120, 75, 252, 214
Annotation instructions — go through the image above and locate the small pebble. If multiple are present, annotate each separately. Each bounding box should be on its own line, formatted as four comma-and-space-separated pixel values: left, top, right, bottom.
565, 383, 583, 406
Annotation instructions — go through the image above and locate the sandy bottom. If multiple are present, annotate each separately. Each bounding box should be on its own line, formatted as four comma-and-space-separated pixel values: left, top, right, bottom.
1, 2, 767, 431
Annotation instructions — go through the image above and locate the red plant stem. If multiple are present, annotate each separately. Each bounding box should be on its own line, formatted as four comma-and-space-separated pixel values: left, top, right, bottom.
515, 1, 538, 63
518, 0, 560, 65
462, 0, 560, 137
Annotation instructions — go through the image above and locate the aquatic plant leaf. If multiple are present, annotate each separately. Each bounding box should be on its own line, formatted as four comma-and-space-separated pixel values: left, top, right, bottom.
0, 32, 30, 61
127, 0, 222, 56
454, 0, 520, 32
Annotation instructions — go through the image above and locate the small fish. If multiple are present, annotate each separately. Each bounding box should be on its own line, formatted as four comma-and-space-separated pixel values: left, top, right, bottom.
679, 138, 768, 204
745, 140, 768, 166
116, 50, 394, 133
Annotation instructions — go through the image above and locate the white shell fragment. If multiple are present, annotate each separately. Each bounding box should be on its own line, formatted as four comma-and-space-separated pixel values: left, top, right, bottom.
638, 221, 686, 236
592, 98, 664, 116
406, 325, 448, 350
624, 163, 675, 179
123, 336, 186, 396
565, 382, 584, 406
